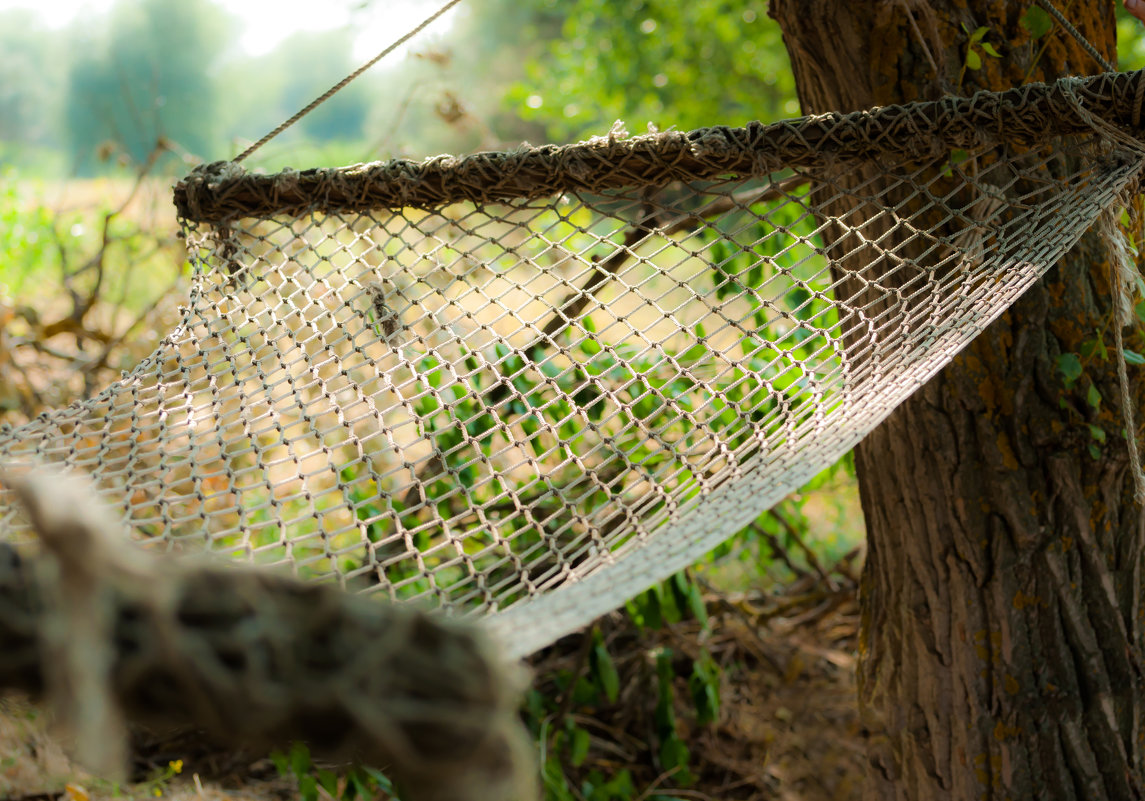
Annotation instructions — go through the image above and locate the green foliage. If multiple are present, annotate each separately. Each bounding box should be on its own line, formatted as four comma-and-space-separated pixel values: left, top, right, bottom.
4, 0, 813, 173
688, 648, 720, 726
327, 187, 860, 608
526, 570, 719, 800
1118, 3, 1145, 71
0, 166, 173, 309
506, 0, 796, 141
1057, 352, 1083, 386
1053, 311, 1145, 462
0, 168, 59, 299
958, 24, 1002, 89
652, 648, 693, 785
271, 742, 395, 801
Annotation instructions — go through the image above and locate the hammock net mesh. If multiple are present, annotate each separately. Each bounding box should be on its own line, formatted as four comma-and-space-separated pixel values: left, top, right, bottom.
2, 72, 1144, 657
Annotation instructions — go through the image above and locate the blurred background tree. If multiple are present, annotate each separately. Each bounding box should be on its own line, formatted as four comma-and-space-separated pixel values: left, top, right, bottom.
0, 0, 806, 175
2, 0, 1140, 176
63, 0, 231, 173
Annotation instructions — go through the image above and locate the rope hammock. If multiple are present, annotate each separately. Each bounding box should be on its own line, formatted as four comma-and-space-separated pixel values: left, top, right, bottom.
3, 69, 1145, 658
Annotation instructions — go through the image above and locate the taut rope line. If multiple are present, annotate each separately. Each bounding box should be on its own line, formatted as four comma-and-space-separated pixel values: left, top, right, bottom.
232, 0, 465, 164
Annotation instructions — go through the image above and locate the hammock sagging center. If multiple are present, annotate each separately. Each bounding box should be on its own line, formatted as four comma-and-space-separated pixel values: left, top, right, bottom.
3, 70, 1144, 658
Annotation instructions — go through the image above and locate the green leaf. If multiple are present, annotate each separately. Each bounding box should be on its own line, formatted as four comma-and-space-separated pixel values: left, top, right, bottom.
1088, 424, 1107, 443
624, 598, 646, 630
643, 587, 664, 629
270, 752, 290, 777
289, 742, 311, 777
687, 583, 708, 626
669, 572, 693, 618
600, 769, 635, 796
360, 767, 394, 793
347, 771, 371, 800
699, 683, 720, 725
659, 735, 689, 770
689, 659, 720, 725
1087, 383, 1102, 409
1020, 5, 1054, 39
660, 581, 684, 625
1057, 352, 1083, 384
970, 26, 990, 44
1089, 441, 1102, 460
316, 770, 338, 796
298, 775, 318, 801
980, 42, 1001, 58
569, 726, 591, 766
591, 641, 621, 704
966, 49, 982, 70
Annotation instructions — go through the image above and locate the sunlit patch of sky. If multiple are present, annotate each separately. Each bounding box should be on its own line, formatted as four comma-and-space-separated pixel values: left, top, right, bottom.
0, 0, 456, 60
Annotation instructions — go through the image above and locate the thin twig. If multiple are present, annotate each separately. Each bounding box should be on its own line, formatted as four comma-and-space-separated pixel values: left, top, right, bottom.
830, 544, 864, 584
493, 175, 808, 406
694, 576, 785, 673
749, 521, 809, 580
769, 505, 837, 590
399, 176, 808, 518
656, 175, 809, 239
88, 273, 184, 377
537, 196, 658, 344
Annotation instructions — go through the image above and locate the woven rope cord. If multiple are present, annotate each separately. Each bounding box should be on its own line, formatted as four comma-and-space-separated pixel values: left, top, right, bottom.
181, 69, 1145, 223
6, 71, 1145, 659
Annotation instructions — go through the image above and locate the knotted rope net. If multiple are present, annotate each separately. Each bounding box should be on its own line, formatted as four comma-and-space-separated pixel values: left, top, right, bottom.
3, 70, 1145, 658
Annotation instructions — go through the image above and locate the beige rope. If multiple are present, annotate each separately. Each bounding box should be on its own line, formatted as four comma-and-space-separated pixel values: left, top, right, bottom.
233, 0, 465, 163
1101, 208, 1145, 505
1113, 317, 1145, 506
1058, 68, 1145, 504
178, 70, 1145, 222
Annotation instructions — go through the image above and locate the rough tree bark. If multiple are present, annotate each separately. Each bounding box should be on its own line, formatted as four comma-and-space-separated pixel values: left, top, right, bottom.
769, 2, 1145, 799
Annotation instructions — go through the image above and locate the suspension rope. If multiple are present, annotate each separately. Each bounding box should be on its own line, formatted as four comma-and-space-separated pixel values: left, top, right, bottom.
233, 0, 465, 164
1034, 0, 1116, 73
1100, 208, 1145, 505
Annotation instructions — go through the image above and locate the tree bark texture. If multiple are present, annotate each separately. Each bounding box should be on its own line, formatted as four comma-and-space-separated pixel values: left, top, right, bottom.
769, 2, 1145, 799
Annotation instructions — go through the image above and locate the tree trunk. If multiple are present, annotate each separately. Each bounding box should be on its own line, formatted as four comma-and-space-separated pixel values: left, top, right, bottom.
768, 2, 1145, 799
